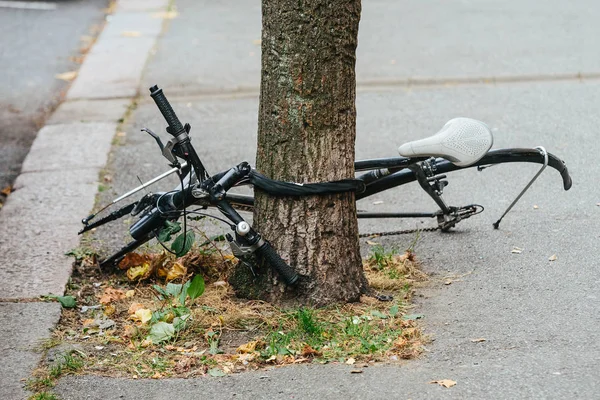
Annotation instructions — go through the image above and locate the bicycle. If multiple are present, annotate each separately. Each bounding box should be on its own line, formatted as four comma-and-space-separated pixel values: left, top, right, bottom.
79, 85, 572, 286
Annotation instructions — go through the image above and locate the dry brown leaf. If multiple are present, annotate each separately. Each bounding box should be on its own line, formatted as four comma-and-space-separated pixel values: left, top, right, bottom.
444, 279, 453, 285
122, 325, 138, 338
301, 345, 322, 357
350, 369, 363, 374
128, 302, 144, 315
82, 318, 95, 326
1, 186, 12, 196
471, 338, 486, 343
430, 379, 457, 388
99, 288, 126, 304
55, 71, 77, 81
118, 253, 152, 270
548, 254, 558, 262
345, 357, 356, 365
366, 240, 379, 246
103, 304, 116, 316
125, 289, 135, 298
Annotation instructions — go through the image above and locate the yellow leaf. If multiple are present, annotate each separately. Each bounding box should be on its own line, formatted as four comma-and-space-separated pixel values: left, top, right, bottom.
237, 341, 259, 354
345, 357, 356, 365
152, 11, 179, 19
125, 290, 135, 298
55, 71, 77, 81
127, 263, 151, 281
134, 308, 153, 324
103, 304, 116, 316
430, 379, 457, 388
128, 302, 145, 315
166, 262, 187, 281
121, 31, 141, 37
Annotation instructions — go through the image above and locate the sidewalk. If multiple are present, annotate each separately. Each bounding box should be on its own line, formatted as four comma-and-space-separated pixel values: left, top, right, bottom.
2, 0, 599, 399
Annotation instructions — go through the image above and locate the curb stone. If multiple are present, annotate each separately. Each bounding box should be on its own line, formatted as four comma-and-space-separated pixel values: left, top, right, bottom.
0, 0, 170, 398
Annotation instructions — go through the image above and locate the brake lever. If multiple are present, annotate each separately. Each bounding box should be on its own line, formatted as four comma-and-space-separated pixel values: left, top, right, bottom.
142, 127, 178, 165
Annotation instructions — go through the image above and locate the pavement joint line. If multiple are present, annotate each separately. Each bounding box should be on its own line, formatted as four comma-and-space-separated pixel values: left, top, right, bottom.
135, 72, 600, 102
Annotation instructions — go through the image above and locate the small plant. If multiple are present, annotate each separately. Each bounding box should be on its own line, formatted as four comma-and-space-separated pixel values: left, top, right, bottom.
368, 245, 398, 270
28, 392, 58, 400
147, 274, 205, 344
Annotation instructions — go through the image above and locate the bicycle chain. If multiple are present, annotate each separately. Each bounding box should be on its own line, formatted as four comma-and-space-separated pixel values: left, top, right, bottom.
359, 204, 483, 238
359, 225, 440, 238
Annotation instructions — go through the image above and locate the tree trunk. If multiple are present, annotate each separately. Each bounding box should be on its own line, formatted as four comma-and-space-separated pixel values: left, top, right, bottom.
229, 0, 367, 306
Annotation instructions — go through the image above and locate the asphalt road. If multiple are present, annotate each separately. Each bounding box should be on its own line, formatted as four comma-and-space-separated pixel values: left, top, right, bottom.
0, 0, 108, 194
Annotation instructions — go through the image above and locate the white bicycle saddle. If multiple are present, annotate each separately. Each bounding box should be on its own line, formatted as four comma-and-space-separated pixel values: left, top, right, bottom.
397, 118, 493, 166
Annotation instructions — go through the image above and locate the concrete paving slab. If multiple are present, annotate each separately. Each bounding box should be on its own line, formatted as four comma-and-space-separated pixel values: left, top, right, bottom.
116, 0, 169, 12
100, 12, 165, 38
142, 0, 600, 96
48, 98, 131, 125
0, 302, 61, 400
1, 169, 100, 222
20, 122, 117, 173
0, 217, 80, 298
67, 36, 157, 100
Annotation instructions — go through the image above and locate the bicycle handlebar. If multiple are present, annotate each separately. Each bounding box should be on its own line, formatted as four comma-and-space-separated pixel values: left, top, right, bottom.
149, 85, 185, 136
255, 240, 299, 285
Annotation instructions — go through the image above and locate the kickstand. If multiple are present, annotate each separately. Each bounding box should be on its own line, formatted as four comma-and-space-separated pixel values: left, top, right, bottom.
493, 146, 548, 229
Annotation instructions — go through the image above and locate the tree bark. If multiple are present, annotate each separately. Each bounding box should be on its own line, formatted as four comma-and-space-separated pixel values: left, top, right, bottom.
230, 0, 367, 306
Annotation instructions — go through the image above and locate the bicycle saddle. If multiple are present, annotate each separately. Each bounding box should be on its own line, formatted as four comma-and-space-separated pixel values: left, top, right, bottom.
398, 118, 493, 166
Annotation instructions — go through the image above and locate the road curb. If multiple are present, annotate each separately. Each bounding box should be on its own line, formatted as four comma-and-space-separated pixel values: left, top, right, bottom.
0, 0, 170, 397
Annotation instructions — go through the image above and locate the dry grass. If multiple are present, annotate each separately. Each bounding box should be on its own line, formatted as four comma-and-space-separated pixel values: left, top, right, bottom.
46, 243, 428, 379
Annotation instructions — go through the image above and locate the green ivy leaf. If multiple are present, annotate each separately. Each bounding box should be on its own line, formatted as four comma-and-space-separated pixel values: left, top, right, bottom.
158, 220, 181, 242
171, 231, 195, 257
152, 285, 169, 299
57, 295, 76, 308
402, 313, 424, 321
187, 275, 205, 301
371, 310, 388, 319
148, 322, 175, 344
389, 305, 399, 317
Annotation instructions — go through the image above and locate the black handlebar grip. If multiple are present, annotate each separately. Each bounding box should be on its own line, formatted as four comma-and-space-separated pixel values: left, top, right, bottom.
149, 85, 185, 136
255, 241, 299, 285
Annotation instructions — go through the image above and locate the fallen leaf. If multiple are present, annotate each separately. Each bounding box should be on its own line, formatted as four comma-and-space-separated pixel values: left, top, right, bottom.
118, 253, 152, 270
121, 31, 141, 37
548, 254, 558, 261
430, 379, 457, 388
213, 281, 227, 287
366, 240, 379, 246
237, 341, 261, 354
444, 279, 453, 285
125, 290, 135, 298
99, 288, 126, 304
372, 200, 384, 205
1, 186, 12, 196
127, 263, 152, 281
533, 205, 539, 209
345, 357, 356, 365
122, 325, 138, 338
152, 11, 179, 19
511, 247, 523, 254
55, 71, 77, 81
128, 303, 145, 314
350, 369, 363, 374
103, 304, 116, 316
82, 318, 96, 327
301, 345, 322, 357
471, 338, 486, 343
165, 261, 187, 281
134, 308, 152, 324
151, 372, 162, 379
